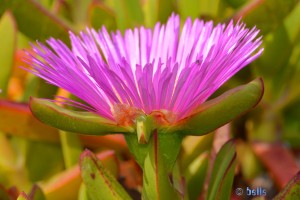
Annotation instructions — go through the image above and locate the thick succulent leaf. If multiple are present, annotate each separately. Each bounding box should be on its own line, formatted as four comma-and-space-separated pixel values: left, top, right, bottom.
178, 78, 264, 136
206, 140, 237, 200
80, 149, 131, 200
29, 97, 133, 135
274, 171, 300, 200
0, 11, 16, 97
1, 0, 73, 43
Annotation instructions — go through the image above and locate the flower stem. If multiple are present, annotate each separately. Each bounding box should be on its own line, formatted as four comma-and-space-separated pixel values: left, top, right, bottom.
125, 130, 183, 199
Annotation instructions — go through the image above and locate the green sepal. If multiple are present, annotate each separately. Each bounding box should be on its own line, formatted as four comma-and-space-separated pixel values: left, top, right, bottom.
80, 149, 132, 200
206, 140, 237, 200
177, 78, 264, 135
29, 97, 133, 135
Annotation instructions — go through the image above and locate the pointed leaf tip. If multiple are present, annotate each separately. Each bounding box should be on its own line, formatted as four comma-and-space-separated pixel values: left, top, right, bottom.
179, 78, 264, 135
29, 97, 133, 135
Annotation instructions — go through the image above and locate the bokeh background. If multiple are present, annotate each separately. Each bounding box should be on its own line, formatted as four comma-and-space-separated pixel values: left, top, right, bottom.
0, 0, 300, 199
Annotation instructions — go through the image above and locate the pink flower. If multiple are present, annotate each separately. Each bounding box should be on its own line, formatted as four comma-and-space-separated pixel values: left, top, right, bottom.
26, 14, 263, 124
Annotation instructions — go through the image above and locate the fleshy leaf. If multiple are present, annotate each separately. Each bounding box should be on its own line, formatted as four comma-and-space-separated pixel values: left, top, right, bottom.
80, 149, 132, 200
29, 97, 133, 135
178, 78, 264, 135
274, 171, 300, 200
206, 140, 237, 200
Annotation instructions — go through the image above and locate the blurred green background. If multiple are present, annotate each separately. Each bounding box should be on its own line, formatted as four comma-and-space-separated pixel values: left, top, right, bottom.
0, 0, 300, 199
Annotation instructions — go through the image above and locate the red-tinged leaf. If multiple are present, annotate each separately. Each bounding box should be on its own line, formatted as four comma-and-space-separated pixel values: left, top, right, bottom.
274, 171, 300, 200
0, 99, 59, 142
42, 151, 119, 200
252, 142, 300, 189
80, 149, 131, 200
176, 78, 264, 136
29, 97, 133, 135
0, 100, 130, 151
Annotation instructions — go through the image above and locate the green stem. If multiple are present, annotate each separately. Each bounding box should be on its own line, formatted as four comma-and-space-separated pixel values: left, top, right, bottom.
125, 130, 183, 199
142, 131, 180, 199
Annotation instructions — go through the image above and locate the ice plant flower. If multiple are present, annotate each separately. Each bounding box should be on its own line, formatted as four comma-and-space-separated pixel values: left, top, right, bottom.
26, 14, 263, 127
